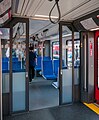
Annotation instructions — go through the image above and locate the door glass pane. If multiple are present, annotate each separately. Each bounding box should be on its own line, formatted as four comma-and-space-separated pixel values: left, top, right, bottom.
67, 40, 80, 67
1, 28, 10, 94
98, 37, 99, 88
0, 28, 10, 116
12, 23, 26, 112
62, 26, 72, 104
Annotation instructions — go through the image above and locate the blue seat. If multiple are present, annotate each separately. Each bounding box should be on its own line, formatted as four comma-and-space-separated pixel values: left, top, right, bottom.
53, 59, 59, 76
2, 57, 9, 62
2, 61, 9, 70
42, 60, 57, 80
62, 60, 65, 67
12, 61, 21, 70
12, 57, 18, 62
43, 56, 51, 61
35, 56, 41, 71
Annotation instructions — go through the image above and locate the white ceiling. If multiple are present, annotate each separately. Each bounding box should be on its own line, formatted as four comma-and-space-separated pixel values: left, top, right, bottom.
11, 0, 99, 38
12, 0, 99, 20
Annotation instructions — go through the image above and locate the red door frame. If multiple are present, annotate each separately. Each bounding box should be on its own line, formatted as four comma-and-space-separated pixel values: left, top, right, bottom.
94, 31, 99, 103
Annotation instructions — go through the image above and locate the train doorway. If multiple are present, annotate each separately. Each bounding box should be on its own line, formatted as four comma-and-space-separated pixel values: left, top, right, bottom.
94, 31, 99, 104
80, 31, 99, 104
29, 40, 59, 111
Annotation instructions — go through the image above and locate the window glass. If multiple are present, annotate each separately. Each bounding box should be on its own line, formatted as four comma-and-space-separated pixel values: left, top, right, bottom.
67, 40, 80, 67
52, 42, 59, 59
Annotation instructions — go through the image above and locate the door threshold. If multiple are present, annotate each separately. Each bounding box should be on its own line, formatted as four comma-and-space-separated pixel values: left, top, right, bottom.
84, 102, 99, 115
29, 105, 59, 112
29, 103, 73, 112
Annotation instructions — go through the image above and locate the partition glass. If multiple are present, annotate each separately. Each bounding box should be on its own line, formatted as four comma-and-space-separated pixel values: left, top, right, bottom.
1, 28, 10, 116
61, 25, 72, 104
12, 23, 26, 112
1, 29, 10, 94
66, 40, 80, 67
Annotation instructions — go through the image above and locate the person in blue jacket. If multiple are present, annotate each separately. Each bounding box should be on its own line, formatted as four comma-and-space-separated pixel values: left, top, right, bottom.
29, 46, 36, 83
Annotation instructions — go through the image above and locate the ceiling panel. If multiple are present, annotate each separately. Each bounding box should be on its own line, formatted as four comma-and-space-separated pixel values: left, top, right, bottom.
11, 0, 99, 38
23, 0, 34, 16
13, 0, 99, 21
33, 0, 57, 16
60, 0, 90, 17
62, 0, 99, 21
20, 0, 29, 15
17, 0, 25, 14
35, 0, 89, 18
26, 0, 45, 17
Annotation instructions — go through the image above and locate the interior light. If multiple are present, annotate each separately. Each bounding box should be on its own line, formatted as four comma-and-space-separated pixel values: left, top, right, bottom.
97, 15, 99, 18
35, 14, 58, 19
0, 31, 2, 35
32, 17, 49, 21
90, 27, 99, 31
63, 34, 72, 37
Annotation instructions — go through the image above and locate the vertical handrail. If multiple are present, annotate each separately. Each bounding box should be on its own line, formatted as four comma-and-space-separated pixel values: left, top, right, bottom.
0, 32, 2, 120
72, 30, 74, 102
84, 35, 87, 91
59, 22, 62, 105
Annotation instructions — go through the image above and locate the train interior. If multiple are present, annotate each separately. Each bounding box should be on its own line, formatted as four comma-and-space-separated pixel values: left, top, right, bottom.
0, 0, 99, 119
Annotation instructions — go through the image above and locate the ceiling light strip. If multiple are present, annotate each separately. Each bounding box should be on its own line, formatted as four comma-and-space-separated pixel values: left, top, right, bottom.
35, 14, 58, 19
90, 27, 99, 31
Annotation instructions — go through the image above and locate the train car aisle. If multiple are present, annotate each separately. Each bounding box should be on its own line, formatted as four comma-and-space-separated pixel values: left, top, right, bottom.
29, 77, 59, 110
4, 103, 99, 120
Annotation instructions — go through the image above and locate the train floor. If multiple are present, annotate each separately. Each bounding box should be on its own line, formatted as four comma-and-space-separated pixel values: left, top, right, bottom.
29, 77, 59, 110
4, 103, 99, 120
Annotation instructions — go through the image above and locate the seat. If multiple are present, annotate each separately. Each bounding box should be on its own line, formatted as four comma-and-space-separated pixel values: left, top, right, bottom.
53, 59, 59, 76
12, 61, 21, 71
12, 57, 18, 62
42, 60, 57, 80
35, 56, 42, 71
2, 61, 9, 70
2, 57, 9, 62
43, 56, 51, 61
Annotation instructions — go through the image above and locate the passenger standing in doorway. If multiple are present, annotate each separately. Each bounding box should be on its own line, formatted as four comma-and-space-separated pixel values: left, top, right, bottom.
29, 46, 36, 83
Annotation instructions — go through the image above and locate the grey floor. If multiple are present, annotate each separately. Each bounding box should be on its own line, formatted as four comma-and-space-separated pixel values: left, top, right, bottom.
4, 103, 99, 120
29, 77, 59, 110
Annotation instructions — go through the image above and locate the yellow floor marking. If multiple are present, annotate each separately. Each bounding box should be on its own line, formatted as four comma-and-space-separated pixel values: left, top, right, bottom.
84, 103, 99, 115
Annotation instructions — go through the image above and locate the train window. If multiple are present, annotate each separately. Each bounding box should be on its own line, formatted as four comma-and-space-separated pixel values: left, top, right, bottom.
98, 37, 99, 88
52, 41, 59, 59
66, 40, 80, 67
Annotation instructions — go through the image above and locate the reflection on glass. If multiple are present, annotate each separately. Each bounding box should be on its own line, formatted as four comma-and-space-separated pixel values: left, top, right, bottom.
98, 37, 99, 88
67, 40, 80, 67
62, 26, 72, 104
52, 42, 59, 59
12, 23, 26, 112
2, 34, 10, 94
12, 42, 26, 69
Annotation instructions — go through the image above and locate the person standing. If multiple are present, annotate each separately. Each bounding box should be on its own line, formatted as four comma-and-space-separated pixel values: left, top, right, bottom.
29, 46, 36, 83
